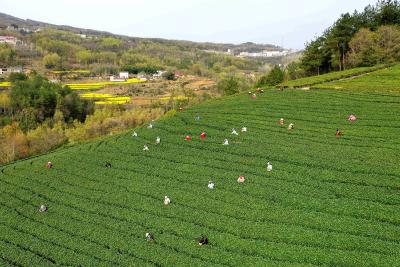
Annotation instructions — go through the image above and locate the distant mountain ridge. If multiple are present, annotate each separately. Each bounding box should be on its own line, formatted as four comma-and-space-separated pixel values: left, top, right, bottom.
0, 12, 283, 53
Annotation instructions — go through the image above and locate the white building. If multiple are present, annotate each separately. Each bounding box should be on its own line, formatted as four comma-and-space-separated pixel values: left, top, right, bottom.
238, 50, 290, 58
110, 72, 129, 82
119, 72, 129, 79
152, 70, 166, 79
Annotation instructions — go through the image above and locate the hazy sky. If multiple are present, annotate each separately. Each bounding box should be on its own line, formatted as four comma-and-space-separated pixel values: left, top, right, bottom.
2, 0, 377, 49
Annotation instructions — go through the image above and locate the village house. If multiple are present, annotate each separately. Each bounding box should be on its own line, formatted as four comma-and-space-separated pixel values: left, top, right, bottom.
174, 71, 184, 79
152, 70, 166, 79
0, 66, 23, 77
0, 36, 22, 46
6, 25, 18, 31
110, 71, 129, 82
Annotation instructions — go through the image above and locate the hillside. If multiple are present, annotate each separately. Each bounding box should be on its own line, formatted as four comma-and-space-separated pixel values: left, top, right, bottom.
1, 85, 399, 265
0, 12, 281, 54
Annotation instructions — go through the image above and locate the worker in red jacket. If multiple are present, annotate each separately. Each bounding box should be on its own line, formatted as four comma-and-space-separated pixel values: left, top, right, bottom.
201, 132, 206, 140
186, 135, 191, 141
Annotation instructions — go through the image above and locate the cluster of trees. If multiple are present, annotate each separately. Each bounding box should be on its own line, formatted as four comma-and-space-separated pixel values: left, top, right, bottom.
256, 65, 284, 87
0, 43, 16, 67
347, 25, 400, 66
300, 0, 400, 75
121, 65, 159, 74
217, 75, 251, 95
2, 73, 93, 132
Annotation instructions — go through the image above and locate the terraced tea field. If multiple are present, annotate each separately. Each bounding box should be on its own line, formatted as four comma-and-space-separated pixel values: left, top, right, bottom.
313, 64, 400, 92
0, 89, 399, 266
281, 65, 388, 88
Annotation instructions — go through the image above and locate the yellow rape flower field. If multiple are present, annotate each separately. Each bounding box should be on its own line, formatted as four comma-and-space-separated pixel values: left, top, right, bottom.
0, 82, 11, 87
79, 93, 131, 105
80, 93, 114, 99
66, 78, 144, 90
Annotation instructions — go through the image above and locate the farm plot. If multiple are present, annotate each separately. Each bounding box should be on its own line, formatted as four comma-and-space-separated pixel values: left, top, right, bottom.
0, 89, 399, 266
312, 64, 400, 92
80, 93, 131, 105
65, 78, 144, 90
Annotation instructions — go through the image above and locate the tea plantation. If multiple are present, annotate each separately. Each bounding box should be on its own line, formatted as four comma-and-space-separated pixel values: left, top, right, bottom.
0, 87, 399, 266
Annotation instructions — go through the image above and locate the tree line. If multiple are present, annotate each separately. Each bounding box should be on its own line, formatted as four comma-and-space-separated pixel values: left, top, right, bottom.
298, 0, 400, 76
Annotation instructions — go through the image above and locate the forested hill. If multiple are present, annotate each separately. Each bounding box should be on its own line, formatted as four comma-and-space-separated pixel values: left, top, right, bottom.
0, 12, 280, 53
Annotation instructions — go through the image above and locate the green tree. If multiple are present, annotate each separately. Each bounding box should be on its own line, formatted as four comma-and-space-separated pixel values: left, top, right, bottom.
376, 0, 400, 25
217, 76, 240, 95
43, 53, 61, 69
257, 65, 284, 87
300, 0, 400, 75
100, 37, 122, 50
347, 28, 380, 66
285, 62, 306, 81
0, 44, 16, 66
8, 72, 27, 82
10, 75, 58, 128
9, 74, 93, 130
76, 50, 94, 65
59, 90, 94, 123
377, 25, 400, 61
347, 25, 400, 66
162, 71, 175, 81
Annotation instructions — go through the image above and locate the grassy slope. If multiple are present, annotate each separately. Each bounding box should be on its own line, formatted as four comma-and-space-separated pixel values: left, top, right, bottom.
313, 64, 400, 92
281, 65, 388, 88
0, 89, 400, 266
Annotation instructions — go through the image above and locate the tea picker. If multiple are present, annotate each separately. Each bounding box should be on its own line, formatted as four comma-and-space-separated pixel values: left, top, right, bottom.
348, 114, 357, 122
198, 235, 209, 246
267, 162, 273, 172
145, 232, 154, 242
164, 196, 171, 205
39, 204, 48, 213
237, 176, 245, 183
